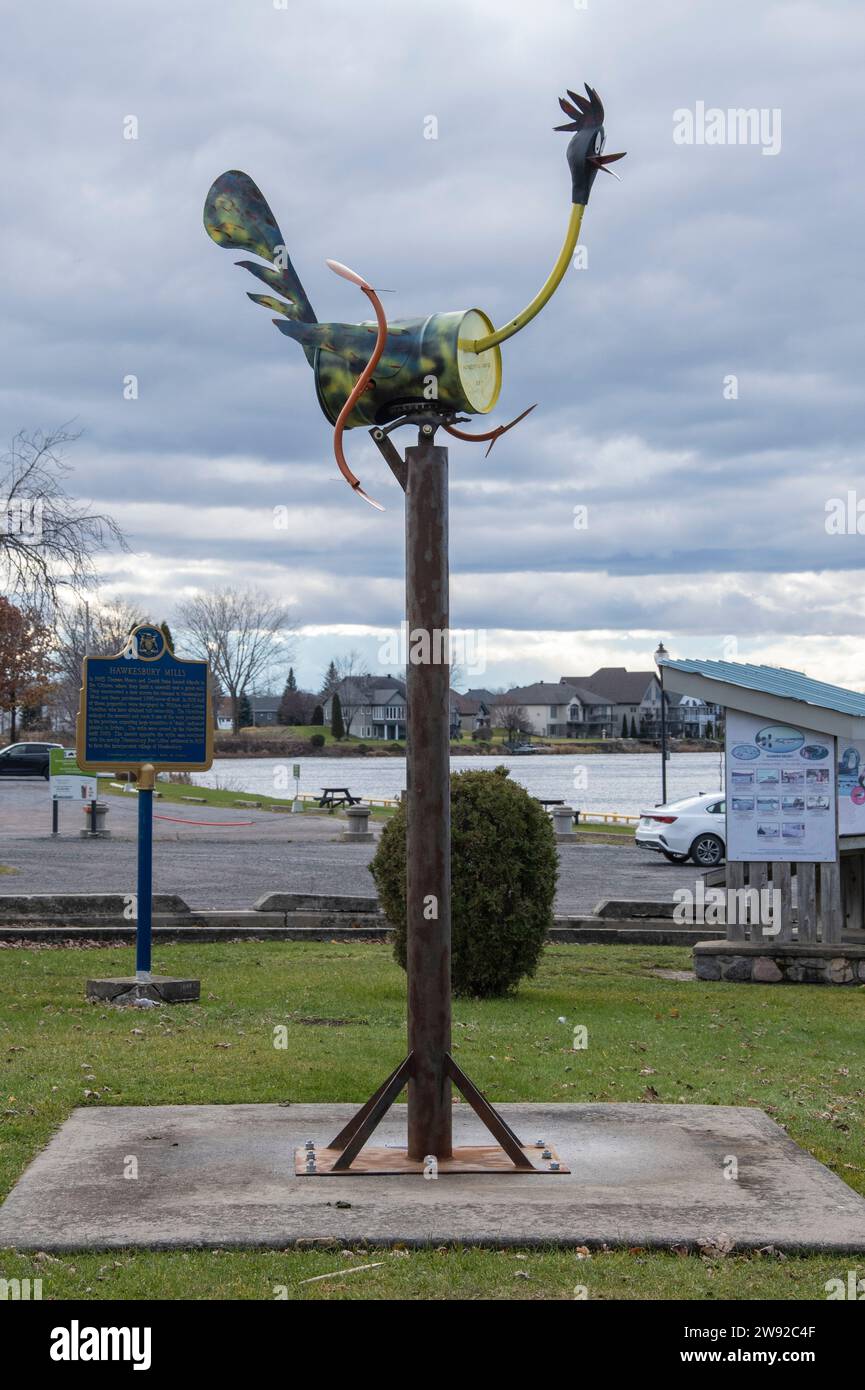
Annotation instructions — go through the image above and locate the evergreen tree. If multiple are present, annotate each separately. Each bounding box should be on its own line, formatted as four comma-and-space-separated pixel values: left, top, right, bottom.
331, 692, 345, 740
620, 714, 628, 737
278, 669, 300, 724
311, 704, 324, 726
237, 692, 252, 728
630, 715, 637, 738
321, 660, 339, 697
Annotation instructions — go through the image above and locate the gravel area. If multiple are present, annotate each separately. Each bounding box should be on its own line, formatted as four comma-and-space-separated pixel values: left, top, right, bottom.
0, 779, 702, 914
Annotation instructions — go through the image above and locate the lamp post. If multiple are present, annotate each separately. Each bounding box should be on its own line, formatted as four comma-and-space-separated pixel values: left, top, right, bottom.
654, 641, 669, 804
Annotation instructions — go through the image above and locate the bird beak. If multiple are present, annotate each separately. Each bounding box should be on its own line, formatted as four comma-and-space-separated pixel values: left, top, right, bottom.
587, 151, 627, 180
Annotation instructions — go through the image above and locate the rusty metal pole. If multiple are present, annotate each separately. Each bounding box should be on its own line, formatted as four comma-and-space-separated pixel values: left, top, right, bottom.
404, 430, 452, 1162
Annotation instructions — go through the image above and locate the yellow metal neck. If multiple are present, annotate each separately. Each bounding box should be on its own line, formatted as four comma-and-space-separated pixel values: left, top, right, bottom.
468, 204, 585, 355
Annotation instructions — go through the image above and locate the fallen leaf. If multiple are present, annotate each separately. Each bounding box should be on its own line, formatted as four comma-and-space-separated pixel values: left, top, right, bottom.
698, 1233, 735, 1259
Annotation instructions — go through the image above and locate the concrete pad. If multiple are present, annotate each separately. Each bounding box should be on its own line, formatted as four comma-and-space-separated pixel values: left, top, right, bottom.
84, 976, 200, 1004
2, 1103, 865, 1252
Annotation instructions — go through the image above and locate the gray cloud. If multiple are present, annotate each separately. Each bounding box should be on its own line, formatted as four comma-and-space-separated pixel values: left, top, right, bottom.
3, 0, 864, 688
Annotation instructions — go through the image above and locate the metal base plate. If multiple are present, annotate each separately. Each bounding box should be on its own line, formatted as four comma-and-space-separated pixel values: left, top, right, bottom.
295, 1144, 569, 1176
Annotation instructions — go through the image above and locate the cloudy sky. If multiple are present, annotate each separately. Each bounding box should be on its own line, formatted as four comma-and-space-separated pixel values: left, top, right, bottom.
3, 0, 864, 693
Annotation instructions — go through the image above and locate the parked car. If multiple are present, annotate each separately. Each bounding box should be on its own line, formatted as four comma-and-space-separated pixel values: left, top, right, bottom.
0, 741, 64, 780
635, 791, 726, 867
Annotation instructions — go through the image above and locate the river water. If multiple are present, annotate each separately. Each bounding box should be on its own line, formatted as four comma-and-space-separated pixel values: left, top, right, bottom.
194, 751, 724, 819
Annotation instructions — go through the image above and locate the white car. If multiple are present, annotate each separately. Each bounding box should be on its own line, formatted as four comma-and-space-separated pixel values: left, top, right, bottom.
635, 791, 726, 867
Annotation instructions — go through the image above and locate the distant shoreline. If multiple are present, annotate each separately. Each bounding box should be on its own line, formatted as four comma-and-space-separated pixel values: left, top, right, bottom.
212, 738, 723, 760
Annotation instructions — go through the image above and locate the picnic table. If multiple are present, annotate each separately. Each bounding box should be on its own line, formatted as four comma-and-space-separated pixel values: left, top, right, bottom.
535, 798, 579, 825
318, 787, 361, 808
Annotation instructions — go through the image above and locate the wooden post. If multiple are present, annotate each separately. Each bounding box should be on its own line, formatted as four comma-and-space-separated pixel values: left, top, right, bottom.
750, 861, 769, 941
797, 862, 818, 943
773, 862, 794, 942
726, 861, 747, 941
841, 851, 864, 934
820, 861, 843, 943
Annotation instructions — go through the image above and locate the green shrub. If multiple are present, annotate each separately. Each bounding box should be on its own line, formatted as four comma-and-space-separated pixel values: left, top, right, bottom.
370, 766, 557, 997
310, 733, 325, 749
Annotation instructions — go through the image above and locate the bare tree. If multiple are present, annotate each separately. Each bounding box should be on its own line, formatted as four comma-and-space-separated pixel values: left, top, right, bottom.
334, 649, 376, 735
175, 587, 296, 734
496, 702, 531, 744
0, 428, 125, 610
51, 597, 146, 729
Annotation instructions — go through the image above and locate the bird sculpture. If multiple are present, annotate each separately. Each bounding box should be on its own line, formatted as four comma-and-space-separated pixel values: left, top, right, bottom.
204, 83, 624, 508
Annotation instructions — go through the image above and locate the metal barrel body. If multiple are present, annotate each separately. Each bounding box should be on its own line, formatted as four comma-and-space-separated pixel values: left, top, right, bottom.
404, 440, 453, 1160
315, 310, 501, 429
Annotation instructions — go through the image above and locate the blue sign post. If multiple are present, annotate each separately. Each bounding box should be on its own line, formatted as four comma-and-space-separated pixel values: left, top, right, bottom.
76, 624, 213, 986
136, 766, 155, 975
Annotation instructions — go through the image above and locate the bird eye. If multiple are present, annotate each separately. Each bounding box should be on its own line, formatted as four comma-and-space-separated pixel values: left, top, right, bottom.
594, 130, 605, 154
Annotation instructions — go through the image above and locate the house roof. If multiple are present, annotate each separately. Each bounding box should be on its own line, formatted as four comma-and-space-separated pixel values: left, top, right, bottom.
565, 683, 616, 707
504, 682, 581, 704
451, 692, 488, 714
562, 668, 658, 704
660, 658, 865, 737
332, 676, 407, 705
463, 688, 497, 704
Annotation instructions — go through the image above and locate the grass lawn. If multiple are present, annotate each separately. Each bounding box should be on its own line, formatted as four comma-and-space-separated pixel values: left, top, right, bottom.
233, 725, 404, 748
100, 778, 399, 821
102, 778, 291, 812
0, 941, 862, 1300
99, 778, 635, 831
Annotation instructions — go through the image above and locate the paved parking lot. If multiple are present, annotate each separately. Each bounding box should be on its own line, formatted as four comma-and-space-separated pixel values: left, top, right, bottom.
0, 779, 701, 914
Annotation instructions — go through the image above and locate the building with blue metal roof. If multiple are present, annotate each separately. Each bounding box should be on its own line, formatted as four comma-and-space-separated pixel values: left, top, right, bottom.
658, 659, 865, 738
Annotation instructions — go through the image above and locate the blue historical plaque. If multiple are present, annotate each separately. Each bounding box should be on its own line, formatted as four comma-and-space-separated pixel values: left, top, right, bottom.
76, 624, 214, 771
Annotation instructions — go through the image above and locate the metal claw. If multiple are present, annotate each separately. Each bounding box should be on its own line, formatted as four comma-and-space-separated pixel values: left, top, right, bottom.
442, 403, 537, 456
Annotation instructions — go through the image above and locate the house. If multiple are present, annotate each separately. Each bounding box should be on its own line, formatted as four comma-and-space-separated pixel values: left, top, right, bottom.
214, 693, 282, 730
323, 676, 407, 740
248, 695, 282, 727
647, 690, 722, 738
215, 697, 234, 732
561, 667, 719, 738
450, 692, 492, 738
562, 667, 659, 735
496, 682, 614, 738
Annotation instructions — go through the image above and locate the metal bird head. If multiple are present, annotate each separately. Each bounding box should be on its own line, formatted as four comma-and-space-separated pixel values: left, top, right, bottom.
555, 84, 626, 204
